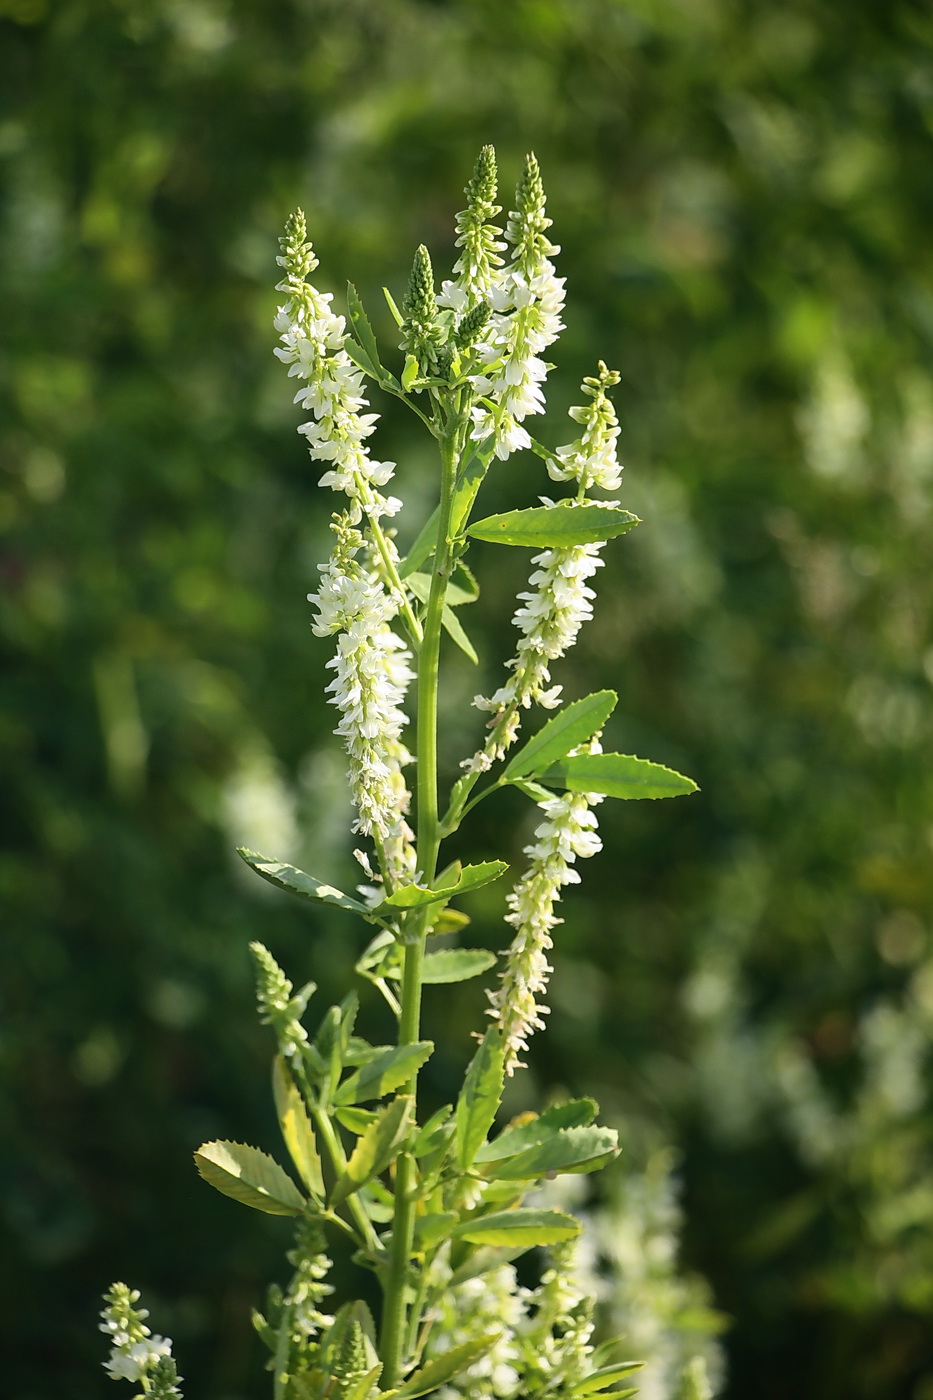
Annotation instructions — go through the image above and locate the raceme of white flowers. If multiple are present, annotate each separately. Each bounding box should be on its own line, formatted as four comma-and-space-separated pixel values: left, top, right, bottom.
308, 516, 416, 877
469, 153, 566, 461
100, 1284, 182, 1398
489, 743, 605, 1073
274, 211, 399, 519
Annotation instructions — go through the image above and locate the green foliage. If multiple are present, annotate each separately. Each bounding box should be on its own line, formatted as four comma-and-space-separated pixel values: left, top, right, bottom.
467, 503, 640, 547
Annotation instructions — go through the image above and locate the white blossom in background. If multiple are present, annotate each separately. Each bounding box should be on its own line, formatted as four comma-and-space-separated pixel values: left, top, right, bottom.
436, 143, 506, 311
308, 517, 415, 878
470, 152, 566, 460
100, 1284, 182, 1397
274, 210, 400, 520
488, 741, 604, 1073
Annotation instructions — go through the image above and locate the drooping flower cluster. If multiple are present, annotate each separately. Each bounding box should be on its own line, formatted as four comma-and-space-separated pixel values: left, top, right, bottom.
470, 153, 566, 460
274, 210, 399, 520
308, 517, 415, 877
489, 745, 605, 1073
100, 1284, 182, 1397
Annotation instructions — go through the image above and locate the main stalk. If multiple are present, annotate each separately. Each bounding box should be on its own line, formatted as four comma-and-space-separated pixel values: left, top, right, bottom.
379, 411, 459, 1386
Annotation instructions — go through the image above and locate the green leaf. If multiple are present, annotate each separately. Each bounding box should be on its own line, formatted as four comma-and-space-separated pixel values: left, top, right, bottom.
194, 1140, 307, 1216
399, 507, 439, 579
569, 1364, 643, 1397
374, 861, 507, 915
479, 1124, 619, 1179
540, 752, 698, 800
335, 1041, 433, 1105
412, 1104, 453, 1157
452, 560, 479, 601
453, 1208, 581, 1247
237, 850, 371, 916
448, 1245, 527, 1286
347, 283, 384, 373
455, 1027, 506, 1169
272, 1056, 325, 1198
401, 354, 420, 391
418, 948, 497, 984
450, 445, 494, 536
504, 691, 618, 780
467, 503, 640, 548
393, 1336, 502, 1400
475, 1099, 598, 1163
440, 603, 478, 663
335, 1105, 378, 1135
383, 286, 403, 327
344, 336, 378, 379
330, 1096, 413, 1205
406, 572, 477, 610
427, 907, 471, 937
413, 1211, 458, 1250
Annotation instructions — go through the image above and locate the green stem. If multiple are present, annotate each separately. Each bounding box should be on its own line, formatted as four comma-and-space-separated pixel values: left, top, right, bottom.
379, 413, 459, 1386
308, 1099, 383, 1258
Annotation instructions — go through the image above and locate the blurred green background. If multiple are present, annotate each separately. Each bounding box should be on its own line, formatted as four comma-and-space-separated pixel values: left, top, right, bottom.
4, 0, 933, 1396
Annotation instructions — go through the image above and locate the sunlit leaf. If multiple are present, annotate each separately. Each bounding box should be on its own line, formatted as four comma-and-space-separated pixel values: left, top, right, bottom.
194, 1140, 306, 1216
237, 850, 371, 916
467, 503, 639, 548
504, 691, 618, 780
453, 1208, 581, 1246
540, 752, 698, 800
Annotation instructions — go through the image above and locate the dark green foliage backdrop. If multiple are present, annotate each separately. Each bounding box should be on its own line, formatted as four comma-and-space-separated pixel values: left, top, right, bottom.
3, 1, 933, 1397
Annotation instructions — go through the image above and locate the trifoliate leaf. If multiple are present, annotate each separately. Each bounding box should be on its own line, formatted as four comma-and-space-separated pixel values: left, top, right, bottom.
237, 850, 372, 916
453, 1208, 581, 1247
194, 1140, 306, 1216
539, 752, 698, 800
504, 691, 618, 780
467, 503, 639, 548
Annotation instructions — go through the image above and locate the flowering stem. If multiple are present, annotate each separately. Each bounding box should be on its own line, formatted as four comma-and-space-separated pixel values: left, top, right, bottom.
379, 408, 459, 1386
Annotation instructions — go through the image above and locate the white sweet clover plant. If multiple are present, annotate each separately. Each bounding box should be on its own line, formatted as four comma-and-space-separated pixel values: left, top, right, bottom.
101, 148, 700, 1400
